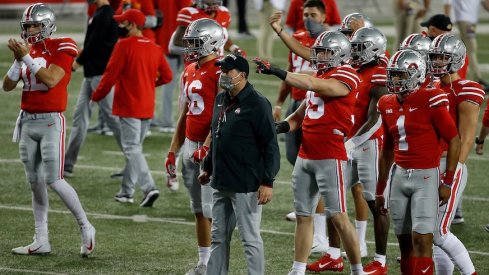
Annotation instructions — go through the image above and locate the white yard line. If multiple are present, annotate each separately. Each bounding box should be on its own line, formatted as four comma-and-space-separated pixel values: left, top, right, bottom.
0, 267, 68, 275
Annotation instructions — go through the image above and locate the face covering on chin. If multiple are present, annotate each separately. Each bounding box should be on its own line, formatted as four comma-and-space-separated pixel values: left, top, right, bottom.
219, 73, 241, 91
118, 26, 129, 38
304, 18, 326, 38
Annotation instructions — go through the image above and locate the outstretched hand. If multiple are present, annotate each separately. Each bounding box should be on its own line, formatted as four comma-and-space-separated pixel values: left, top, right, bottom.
269, 11, 283, 33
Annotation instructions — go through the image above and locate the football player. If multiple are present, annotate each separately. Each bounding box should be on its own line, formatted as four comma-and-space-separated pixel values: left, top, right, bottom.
272, 0, 329, 255
2, 3, 95, 257
165, 18, 224, 275
376, 49, 461, 275
255, 31, 364, 275
428, 34, 482, 275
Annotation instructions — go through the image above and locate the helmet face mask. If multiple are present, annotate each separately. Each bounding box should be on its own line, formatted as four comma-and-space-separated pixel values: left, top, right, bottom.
310, 31, 351, 71
20, 3, 56, 44
428, 34, 466, 76
339, 13, 373, 39
195, 0, 222, 12
183, 18, 224, 62
386, 50, 426, 94
349, 27, 386, 67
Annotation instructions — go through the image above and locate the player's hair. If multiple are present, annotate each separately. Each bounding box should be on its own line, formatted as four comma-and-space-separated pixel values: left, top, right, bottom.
304, 0, 326, 14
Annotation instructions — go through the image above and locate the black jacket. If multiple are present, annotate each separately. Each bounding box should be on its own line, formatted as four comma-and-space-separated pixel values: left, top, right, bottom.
76, 5, 118, 77
203, 82, 280, 193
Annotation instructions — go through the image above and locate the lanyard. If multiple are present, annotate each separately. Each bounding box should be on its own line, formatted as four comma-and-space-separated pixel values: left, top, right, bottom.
215, 95, 237, 139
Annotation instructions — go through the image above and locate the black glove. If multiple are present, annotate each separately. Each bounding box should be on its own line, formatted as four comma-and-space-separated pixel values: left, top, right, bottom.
275, 121, 290, 134
253, 57, 287, 80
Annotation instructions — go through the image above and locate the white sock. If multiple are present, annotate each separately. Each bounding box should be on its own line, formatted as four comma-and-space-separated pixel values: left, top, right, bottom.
291, 261, 306, 274
198, 246, 211, 265
328, 247, 341, 259
31, 182, 49, 240
374, 253, 386, 267
434, 245, 454, 275
355, 220, 367, 248
350, 263, 363, 275
436, 232, 475, 275
313, 213, 327, 241
50, 179, 89, 227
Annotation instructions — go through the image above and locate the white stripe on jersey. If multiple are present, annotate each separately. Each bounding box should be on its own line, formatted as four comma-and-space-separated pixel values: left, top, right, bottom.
459, 92, 485, 100
429, 93, 447, 102
178, 14, 192, 19
59, 42, 76, 46
336, 69, 361, 83
331, 74, 358, 89
58, 46, 78, 52
372, 74, 386, 78
429, 98, 449, 107
177, 18, 193, 24
461, 86, 485, 94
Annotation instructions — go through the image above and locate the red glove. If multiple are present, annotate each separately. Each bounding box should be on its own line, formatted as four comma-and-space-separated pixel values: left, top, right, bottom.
165, 151, 176, 177
192, 146, 209, 164
442, 169, 455, 187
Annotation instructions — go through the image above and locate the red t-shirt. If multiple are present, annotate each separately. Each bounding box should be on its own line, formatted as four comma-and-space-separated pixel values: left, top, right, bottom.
348, 64, 386, 140
182, 58, 221, 142
115, 0, 156, 41
285, 0, 342, 31
154, 0, 192, 54
176, 6, 231, 28
298, 65, 361, 160
439, 79, 485, 151
92, 36, 172, 118
378, 88, 458, 169
20, 38, 77, 113
288, 31, 316, 101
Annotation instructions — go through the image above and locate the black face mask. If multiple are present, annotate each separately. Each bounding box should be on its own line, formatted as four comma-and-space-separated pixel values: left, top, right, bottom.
118, 26, 129, 38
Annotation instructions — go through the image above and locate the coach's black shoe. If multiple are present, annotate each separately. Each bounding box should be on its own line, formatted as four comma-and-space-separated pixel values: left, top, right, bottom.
114, 194, 134, 204
140, 189, 159, 207
485, 224, 489, 233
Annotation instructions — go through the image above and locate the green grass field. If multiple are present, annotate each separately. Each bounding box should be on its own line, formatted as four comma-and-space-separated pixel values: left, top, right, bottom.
0, 27, 489, 274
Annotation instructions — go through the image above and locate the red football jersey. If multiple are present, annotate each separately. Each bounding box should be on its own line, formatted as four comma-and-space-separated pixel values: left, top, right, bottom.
176, 6, 231, 28
20, 38, 77, 113
378, 88, 459, 169
285, 0, 342, 31
289, 31, 316, 101
298, 65, 361, 160
154, 0, 192, 54
439, 79, 485, 151
483, 99, 489, 128
348, 64, 386, 140
182, 58, 221, 142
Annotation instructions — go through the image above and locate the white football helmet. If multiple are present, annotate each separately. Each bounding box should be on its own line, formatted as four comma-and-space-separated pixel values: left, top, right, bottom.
194, 0, 222, 12
183, 18, 224, 62
399, 33, 432, 61
20, 3, 56, 44
428, 34, 466, 76
386, 49, 426, 94
339, 13, 373, 38
310, 31, 351, 71
350, 27, 386, 67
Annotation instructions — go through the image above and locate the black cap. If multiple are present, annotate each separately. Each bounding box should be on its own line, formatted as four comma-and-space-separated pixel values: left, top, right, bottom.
215, 54, 249, 76
420, 14, 452, 31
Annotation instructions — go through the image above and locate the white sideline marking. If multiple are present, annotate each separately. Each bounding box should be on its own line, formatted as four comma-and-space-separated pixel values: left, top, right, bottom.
1, 204, 489, 256
0, 267, 68, 275
102, 150, 150, 157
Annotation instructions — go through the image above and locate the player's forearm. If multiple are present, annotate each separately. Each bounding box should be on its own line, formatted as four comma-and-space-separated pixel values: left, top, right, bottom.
2, 75, 18, 92
169, 111, 187, 152
446, 136, 461, 172
284, 102, 305, 132
378, 149, 394, 182
277, 31, 310, 61
275, 81, 290, 106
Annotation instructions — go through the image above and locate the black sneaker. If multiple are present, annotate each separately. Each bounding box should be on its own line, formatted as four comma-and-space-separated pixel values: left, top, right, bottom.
140, 190, 159, 207
485, 224, 489, 233
114, 194, 134, 204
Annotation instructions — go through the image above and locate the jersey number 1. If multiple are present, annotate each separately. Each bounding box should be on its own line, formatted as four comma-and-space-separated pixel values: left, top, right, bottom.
396, 115, 408, 151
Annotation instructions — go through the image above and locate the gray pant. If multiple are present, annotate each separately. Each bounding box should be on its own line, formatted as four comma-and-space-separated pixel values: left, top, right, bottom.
64, 76, 121, 172
119, 117, 156, 196
207, 190, 264, 275
156, 54, 182, 127
285, 99, 302, 165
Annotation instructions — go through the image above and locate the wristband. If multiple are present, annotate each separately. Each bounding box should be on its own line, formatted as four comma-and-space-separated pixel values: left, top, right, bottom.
22, 54, 42, 75
274, 68, 287, 81
443, 169, 455, 186
276, 28, 283, 36
475, 136, 484, 145
441, 182, 452, 189
7, 60, 22, 81
274, 105, 282, 109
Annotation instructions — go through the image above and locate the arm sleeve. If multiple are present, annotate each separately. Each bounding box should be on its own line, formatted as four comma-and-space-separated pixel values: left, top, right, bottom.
431, 105, 459, 143
255, 97, 280, 187
92, 42, 124, 101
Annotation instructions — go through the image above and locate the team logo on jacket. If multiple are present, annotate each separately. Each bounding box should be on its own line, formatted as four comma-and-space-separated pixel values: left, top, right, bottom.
235, 108, 240, 114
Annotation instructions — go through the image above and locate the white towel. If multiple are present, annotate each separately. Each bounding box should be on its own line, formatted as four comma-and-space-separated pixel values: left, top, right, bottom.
12, 110, 23, 143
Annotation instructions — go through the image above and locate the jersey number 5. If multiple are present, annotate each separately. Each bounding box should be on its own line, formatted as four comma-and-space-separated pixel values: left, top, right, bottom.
184, 80, 204, 115
305, 91, 325, 119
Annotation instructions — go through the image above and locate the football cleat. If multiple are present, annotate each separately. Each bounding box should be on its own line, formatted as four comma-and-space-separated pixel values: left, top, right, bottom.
285, 211, 296, 221
80, 224, 96, 257
363, 260, 388, 275
114, 194, 134, 204
185, 263, 206, 275
12, 236, 51, 255
140, 189, 160, 207
306, 253, 344, 272
166, 175, 179, 192
310, 236, 329, 255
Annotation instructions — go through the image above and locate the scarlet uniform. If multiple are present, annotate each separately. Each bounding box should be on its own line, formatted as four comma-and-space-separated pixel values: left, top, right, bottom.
154, 0, 192, 54
348, 64, 386, 140
92, 35, 172, 118
20, 38, 77, 113
483, 100, 489, 128
116, 0, 156, 40
289, 31, 315, 101
177, 6, 231, 29
378, 88, 458, 169
286, 0, 342, 31
299, 65, 361, 160
182, 58, 221, 142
